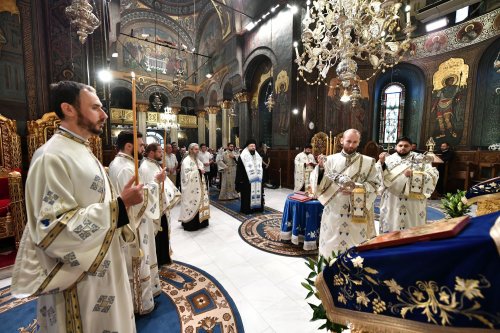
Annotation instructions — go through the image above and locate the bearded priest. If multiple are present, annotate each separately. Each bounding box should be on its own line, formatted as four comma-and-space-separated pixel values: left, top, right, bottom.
179, 143, 210, 231
294, 144, 317, 192
235, 139, 264, 214
378, 137, 439, 233
310, 129, 381, 259
109, 131, 164, 315
141, 143, 181, 274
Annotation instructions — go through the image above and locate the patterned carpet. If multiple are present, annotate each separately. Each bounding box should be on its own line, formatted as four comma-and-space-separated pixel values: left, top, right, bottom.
238, 213, 318, 258
0, 261, 244, 333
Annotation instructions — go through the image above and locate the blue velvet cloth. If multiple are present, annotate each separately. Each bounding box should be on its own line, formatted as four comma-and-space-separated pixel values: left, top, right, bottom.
321, 211, 500, 329
281, 194, 323, 247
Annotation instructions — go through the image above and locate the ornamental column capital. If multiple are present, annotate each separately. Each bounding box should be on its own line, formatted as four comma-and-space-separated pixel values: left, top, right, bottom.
205, 106, 220, 115
197, 109, 207, 117
234, 91, 248, 103
169, 106, 181, 114
219, 100, 233, 110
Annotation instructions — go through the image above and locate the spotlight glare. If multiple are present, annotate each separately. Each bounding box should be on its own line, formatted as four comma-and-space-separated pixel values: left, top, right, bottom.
293, 41, 298, 47
292, 108, 299, 115
245, 21, 256, 31
111, 52, 118, 58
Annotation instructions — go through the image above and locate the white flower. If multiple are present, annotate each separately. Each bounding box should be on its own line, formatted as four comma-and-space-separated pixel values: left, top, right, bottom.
351, 256, 364, 268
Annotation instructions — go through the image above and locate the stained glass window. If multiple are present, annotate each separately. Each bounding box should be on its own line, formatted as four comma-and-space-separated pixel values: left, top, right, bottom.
379, 83, 405, 144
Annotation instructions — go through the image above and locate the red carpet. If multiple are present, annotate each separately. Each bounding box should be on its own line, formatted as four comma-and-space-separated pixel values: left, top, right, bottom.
0, 251, 16, 269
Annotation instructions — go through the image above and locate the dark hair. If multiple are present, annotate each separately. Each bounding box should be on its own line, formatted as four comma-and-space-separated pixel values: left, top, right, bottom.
116, 130, 143, 151
145, 142, 160, 155
441, 142, 450, 146
200, 143, 207, 148
304, 144, 313, 149
228, 142, 234, 146
396, 137, 412, 145
50, 81, 95, 119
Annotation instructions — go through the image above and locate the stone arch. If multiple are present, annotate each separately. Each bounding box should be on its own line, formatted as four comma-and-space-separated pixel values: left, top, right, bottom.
181, 96, 197, 115
142, 84, 173, 103
242, 47, 278, 90
110, 86, 132, 109
223, 82, 233, 100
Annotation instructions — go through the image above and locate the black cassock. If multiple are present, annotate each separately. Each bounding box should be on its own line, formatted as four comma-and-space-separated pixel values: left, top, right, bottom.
155, 214, 172, 266
235, 155, 264, 214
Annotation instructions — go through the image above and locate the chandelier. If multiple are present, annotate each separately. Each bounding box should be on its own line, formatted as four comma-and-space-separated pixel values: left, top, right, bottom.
65, 0, 100, 44
294, 0, 414, 90
159, 106, 179, 130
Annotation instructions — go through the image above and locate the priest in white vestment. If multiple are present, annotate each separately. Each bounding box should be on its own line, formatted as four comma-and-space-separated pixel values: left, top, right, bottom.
378, 137, 439, 233
109, 131, 164, 315
235, 139, 264, 214
141, 143, 181, 269
310, 129, 381, 259
218, 142, 239, 200
11, 82, 144, 333
294, 144, 317, 191
179, 143, 210, 231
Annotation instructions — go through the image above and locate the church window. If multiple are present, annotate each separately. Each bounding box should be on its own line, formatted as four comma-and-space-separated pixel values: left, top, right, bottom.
379, 83, 405, 144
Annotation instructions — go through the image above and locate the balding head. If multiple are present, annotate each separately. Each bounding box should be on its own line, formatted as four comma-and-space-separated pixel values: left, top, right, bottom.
341, 128, 361, 154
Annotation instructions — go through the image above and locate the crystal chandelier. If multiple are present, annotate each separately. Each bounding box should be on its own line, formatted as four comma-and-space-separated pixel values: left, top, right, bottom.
65, 0, 100, 44
294, 0, 414, 89
159, 107, 179, 130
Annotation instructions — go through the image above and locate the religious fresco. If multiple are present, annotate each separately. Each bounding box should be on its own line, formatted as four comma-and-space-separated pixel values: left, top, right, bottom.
119, 27, 189, 78
456, 22, 483, 43
210, 0, 232, 39
407, 9, 499, 59
430, 58, 469, 146
0, 10, 26, 104
325, 78, 370, 139
274, 70, 289, 135
198, 14, 223, 78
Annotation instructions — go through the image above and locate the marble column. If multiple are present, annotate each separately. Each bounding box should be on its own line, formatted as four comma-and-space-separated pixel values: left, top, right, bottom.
234, 92, 249, 147
169, 106, 180, 144
220, 100, 233, 147
206, 106, 220, 150
197, 110, 207, 144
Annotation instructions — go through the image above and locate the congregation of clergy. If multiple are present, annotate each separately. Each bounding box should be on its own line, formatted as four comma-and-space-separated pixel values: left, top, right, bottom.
10, 81, 439, 332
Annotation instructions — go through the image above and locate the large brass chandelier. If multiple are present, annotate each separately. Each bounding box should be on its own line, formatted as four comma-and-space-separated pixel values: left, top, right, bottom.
294, 0, 414, 89
65, 0, 100, 44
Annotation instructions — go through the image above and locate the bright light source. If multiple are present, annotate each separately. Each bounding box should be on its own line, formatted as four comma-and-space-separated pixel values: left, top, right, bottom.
141, 33, 149, 38
455, 6, 469, 23
98, 69, 112, 83
287, 4, 298, 14
293, 41, 298, 47
111, 52, 118, 58
292, 108, 299, 115
425, 18, 448, 32
205, 73, 213, 79
340, 90, 351, 103
191, 47, 196, 52
271, 7, 276, 12
405, 5, 411, 12
245, 21, 256, 31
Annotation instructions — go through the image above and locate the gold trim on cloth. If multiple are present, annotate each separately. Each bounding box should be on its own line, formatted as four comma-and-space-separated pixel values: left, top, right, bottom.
315, 273, 494, 333
34, 262, 64, 296
64, 285, 83, 333
37, 209, 79, 250
132, 256, 142, 314
136, 188, 149, 221
56, 129, 88, 146
407, 171, 426, 200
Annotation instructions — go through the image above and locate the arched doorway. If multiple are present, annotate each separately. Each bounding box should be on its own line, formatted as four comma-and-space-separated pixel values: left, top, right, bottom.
110, 87, 132, 109
180, 96, 198, 146
258, 78, 273, 147
147, 92, 169, 147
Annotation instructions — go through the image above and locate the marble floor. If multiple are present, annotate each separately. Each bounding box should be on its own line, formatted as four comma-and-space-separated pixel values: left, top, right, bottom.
0, 187, 322, 333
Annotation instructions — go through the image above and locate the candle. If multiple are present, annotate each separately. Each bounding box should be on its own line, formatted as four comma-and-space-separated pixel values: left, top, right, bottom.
131, 72, 139, 185
326, 137, 329, 156
329, 131, 333, 155
406, 11, 411, 26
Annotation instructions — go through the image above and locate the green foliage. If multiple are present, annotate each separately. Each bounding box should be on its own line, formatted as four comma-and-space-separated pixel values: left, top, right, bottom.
302, 253, 347, 333
441, 190, 471, 218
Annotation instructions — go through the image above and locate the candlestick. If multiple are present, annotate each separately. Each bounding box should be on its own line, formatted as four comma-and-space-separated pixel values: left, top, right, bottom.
131, 72, 139, 185
329, 131, 333, 155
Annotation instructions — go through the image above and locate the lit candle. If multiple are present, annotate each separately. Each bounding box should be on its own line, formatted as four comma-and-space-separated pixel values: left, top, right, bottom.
406, 11, 411, 26
162, 126, 167, 193
131, 72, 139, 185
329, 131, 333, 155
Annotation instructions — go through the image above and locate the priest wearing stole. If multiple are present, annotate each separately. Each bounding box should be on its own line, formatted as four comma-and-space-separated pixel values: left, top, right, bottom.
11, 81, 144, 333
141, 143, 181, 269
378, 137, 439, 233
294, 144, 317, 192
109, 131, 164, 315
179, 143, 210, 231
310, 129, 381, 259
218, 142, 240, 200
235, 139, 265, 214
